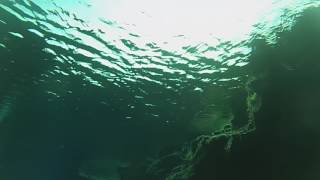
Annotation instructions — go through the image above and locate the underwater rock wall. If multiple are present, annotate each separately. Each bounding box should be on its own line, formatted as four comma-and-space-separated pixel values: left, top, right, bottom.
131, 6, 320, 180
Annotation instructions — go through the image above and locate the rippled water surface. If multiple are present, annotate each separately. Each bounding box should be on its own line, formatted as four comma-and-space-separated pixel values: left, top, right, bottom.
0, 0, 320, 179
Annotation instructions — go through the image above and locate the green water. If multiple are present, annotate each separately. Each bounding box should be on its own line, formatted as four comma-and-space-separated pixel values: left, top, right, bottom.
0, 0, 320, 179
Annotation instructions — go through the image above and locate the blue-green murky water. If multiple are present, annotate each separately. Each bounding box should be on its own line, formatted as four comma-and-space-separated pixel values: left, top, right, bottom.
1, 0, 320, 179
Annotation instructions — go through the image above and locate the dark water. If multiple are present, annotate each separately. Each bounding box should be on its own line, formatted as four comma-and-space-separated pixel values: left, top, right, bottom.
0, 0, 320, 180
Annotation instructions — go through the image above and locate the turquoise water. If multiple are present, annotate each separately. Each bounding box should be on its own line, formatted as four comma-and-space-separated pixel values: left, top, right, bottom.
0, 0, 320, 179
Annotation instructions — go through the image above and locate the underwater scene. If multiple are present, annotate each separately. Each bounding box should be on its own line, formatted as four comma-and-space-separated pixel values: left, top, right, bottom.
1, 0, 320, 179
